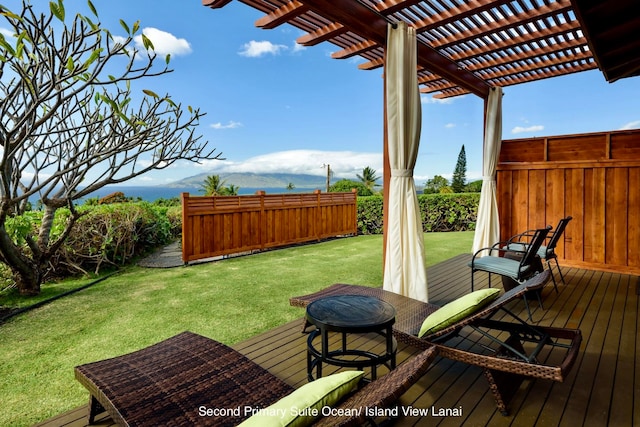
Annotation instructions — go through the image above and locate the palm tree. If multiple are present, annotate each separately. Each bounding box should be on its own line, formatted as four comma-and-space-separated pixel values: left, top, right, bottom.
357, 166, 380, 191
200, 175, 226, 196
225, 184, 240, 195
286, 182, 295, 191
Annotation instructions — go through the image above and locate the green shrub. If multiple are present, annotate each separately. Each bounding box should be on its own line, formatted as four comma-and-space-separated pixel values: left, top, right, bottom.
165, 205, 183, 237
49, 202, 174, 278
419, 193, 480, 232
330, 179, 373, 196
356, 193, 480, 234
357, 196, 384, 234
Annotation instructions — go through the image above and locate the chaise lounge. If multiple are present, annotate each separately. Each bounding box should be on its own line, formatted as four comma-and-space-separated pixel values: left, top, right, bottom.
290, 270, 582, 415
74, 331, 437, 427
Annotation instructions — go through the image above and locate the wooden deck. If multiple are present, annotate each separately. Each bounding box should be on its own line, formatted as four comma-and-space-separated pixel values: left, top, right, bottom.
36, 254, 639, 426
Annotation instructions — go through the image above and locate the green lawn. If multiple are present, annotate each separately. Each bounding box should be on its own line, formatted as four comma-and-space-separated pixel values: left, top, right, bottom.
0, 232, 473, 426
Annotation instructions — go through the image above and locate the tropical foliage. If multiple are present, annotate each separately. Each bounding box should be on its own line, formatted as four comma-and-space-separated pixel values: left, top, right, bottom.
0, 0, 217, 295
357, 166, 380, 191
200, 175, 241, 195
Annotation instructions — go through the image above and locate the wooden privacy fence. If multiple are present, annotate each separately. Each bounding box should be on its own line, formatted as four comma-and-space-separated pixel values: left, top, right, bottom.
497, 128, 640, 275
181, 190, 357, 263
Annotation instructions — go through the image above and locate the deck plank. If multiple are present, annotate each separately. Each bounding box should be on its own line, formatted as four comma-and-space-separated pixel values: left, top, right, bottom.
34, 254, 639, 427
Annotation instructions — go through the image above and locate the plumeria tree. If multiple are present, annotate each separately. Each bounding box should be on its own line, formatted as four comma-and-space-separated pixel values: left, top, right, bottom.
0, 0, 220, 294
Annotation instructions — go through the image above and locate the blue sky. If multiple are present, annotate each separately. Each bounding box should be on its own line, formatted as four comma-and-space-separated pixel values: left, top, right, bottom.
3, 0, 639, 186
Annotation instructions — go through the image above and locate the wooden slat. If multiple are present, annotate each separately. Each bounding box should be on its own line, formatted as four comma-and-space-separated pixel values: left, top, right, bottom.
528, 169, 546, 227
628, 168, 640, 267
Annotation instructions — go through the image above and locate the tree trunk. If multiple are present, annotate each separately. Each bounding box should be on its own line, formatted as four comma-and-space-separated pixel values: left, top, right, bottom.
0, 224, 43, 295
14, 266, 42, 296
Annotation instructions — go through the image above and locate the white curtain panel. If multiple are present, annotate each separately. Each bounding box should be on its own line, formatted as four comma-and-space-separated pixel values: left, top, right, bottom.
383, 22, 428, 302
472, 86, 503, 256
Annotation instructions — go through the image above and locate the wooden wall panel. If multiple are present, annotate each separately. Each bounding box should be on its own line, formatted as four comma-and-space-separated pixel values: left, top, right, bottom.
529, 169, 547, 227
583, 168, 605, 264
546, 168, 566, 256
605, 168, 629, 266
499, 139, 545, 163
513, 170, 530, 233
564, 168, 584, 262
181, 191, 357, 262
497, 128, 640, 275
611, 133, 640, 160
548, 135, 606, 161
628, 168, 640, 266
497, 171, 513, 240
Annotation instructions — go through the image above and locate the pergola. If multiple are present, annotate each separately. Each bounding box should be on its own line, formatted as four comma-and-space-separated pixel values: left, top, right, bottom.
203, 0, 638, 96
202, 0, 639, 300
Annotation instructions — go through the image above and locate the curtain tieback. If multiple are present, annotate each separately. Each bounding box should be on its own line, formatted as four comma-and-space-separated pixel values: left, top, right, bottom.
391, 169, 413, 177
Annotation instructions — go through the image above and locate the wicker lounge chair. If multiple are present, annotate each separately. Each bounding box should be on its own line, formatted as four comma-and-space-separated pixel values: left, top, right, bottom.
290, 270, 582, 415
74, 331, 437, 427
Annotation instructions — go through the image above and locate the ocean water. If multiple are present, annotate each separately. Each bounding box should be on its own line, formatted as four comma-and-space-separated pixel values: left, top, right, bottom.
81, 185, 323, 202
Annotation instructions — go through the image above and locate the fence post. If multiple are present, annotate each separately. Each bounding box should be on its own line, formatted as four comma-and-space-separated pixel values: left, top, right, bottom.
314, 189, 321, 241
256, 190, 266, 251
351, 188, 358, 236
181, 192, 190, 263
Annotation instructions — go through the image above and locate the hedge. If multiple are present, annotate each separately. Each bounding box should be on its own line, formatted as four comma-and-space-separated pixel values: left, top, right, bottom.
356, 193, 480, 234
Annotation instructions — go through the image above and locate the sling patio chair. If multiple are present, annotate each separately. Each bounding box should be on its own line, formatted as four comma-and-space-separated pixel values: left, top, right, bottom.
504, 216, 573, 291
469, 225, 551, 319
74, 331, 437, 427
290, 270, 582, 415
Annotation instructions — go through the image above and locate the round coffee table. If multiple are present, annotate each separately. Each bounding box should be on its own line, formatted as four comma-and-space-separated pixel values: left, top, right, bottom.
305, 294, 397, 382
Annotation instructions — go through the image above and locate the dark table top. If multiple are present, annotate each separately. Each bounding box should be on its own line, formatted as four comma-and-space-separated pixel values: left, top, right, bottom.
306, 295, 396, 333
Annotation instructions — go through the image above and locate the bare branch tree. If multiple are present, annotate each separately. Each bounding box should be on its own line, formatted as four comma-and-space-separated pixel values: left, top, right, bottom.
0, 0, 220, 294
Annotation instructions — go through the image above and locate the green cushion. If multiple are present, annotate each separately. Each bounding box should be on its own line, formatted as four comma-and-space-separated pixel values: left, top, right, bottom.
418, 288, 501, 337
238, 370, 364, 427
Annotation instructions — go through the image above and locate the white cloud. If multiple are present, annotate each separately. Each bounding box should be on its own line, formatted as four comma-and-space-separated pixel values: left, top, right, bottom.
134, 27, 192, 56
421, 95, 454, 105
292, 42, 306, 53
445, 123, 456, 129
239, 40, 288, 57
620, 120, 640, 130
512, 125, 544, 134
210, 121, 242, 130
196, 150, 382, 178
112, 35, 128, 46
0, 27, 15, 39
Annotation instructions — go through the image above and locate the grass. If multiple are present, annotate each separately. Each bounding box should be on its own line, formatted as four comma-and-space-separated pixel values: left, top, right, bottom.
0, 231, 473, 426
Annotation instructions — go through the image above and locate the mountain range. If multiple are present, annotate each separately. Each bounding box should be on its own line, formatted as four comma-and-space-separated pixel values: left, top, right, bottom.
165, 172, 332, 189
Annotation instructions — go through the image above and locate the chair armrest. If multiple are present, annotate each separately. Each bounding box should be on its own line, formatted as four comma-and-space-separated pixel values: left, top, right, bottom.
470, 244, 526, 266
506, 229, 537, 244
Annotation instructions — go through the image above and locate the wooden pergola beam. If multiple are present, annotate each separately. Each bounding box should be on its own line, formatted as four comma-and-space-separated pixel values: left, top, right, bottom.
487, 61, 598, 86
331, 40, 378, 60
297, 22, 347, 46
425, 0, 573, 50
297, 0, 491, 99
446, 22, 584, 63
255, 1, 308, 30
388, 0, 513, 34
